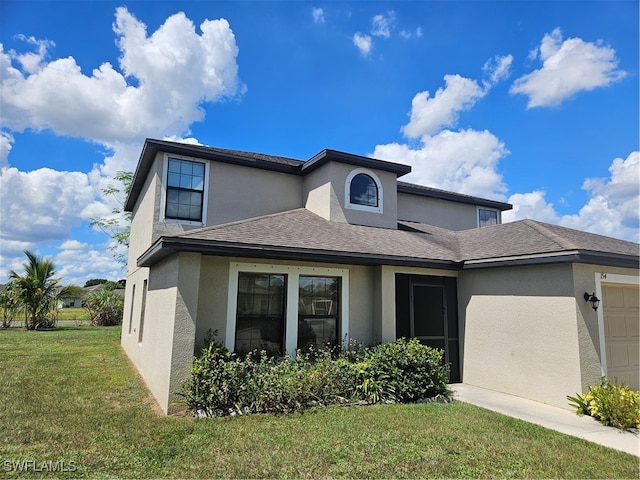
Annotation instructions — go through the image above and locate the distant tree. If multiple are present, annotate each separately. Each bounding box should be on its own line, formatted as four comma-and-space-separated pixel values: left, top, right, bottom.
83, 279, 122, 290
102, 281, 122, 291
84, 289, 124, 326
8, 250, 73, 330
90, 171, 133, 264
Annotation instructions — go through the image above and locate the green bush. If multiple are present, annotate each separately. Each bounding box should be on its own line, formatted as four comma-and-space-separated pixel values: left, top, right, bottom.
178, 335, 452, 417
568, 377, 640, 430
365, 338, 451, 403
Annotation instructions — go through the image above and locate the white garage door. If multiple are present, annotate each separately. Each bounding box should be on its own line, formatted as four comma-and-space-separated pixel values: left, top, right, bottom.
602, 284, 639, 389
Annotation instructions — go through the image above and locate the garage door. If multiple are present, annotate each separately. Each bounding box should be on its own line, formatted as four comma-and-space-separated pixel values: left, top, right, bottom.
602, 284, 639, 389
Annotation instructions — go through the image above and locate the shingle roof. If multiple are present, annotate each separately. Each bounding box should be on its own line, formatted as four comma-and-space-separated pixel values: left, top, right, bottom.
137, 208, 639, 270
175, 208, 459, 265
456, 219, 639, 263
397, 181, 512, 211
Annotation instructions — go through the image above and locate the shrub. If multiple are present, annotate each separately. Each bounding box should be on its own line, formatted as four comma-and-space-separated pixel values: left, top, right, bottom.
178, 336, 452, 417
364, 338, 451, 403
84, 288, 124, 326
568, 377, 640, 430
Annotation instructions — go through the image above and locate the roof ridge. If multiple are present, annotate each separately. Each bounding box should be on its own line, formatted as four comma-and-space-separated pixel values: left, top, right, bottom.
521, 219, 577, 250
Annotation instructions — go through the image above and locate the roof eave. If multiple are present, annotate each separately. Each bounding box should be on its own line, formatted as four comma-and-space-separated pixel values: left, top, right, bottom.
397, 183, 512, 211
137, 237, 461, 270
463, 250, 639, 269
302, 149, 412, 177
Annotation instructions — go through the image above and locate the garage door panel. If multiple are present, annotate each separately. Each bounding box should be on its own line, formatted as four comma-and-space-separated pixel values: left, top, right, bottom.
603, 286, 624, 307
603, 283, 639, 391
623, 287, 639, 308
606, 313, 628, 337
627, 314, 639, 337
609, 344, 630, 368
630, 342, 639, 367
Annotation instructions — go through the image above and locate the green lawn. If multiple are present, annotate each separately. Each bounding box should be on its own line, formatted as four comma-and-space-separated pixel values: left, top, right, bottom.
0, 326, 637, 479
56, 308, 90, 323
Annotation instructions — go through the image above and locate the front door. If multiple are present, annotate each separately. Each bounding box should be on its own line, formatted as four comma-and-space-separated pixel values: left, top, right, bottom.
396, 274, 460, 382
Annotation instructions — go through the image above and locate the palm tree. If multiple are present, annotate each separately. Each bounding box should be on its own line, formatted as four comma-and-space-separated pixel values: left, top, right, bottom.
9, 250, 61, 330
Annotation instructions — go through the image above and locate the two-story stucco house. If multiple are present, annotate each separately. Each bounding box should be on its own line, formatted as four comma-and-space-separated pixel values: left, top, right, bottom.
121, 138, 639, 414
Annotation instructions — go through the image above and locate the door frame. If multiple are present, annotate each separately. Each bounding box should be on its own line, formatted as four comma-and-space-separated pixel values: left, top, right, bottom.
395, 274, 460, 382
594, 272, 639, 377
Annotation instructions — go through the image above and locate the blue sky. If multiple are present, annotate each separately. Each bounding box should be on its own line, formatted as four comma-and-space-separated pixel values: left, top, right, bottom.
1, 1, 638, 286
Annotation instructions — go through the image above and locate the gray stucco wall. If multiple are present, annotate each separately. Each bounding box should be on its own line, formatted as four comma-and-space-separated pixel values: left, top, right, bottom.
458, 263, 582, 408
127, 154, 162, 266
120, 253, 200, 414
303, 162, 398, 229
397, 192, 480, 230
206, 161, 303, 225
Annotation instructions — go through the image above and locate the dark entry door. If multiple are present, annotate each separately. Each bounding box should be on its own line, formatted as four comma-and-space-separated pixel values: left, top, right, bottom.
396, 274, 460, 383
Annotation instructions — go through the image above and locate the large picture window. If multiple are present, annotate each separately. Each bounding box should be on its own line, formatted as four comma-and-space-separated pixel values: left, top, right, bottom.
298, 276, 340, 350
235, 273, 286, 356
165, 158, 205, 222
227, 263, 349, 358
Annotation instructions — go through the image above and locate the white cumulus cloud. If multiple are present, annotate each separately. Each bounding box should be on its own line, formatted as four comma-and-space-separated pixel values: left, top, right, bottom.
402, 74, 487, 140
1, 7, 243, 147
352, 33, 373, 57
505, 152, 639, 242
510, 28, 626, 108
0, 167, 97, 244
374, 62, 513, 201
483, 54, 513, 86
374, 129, 508, 200
0, 7, 244, 284
371, 11, 396, 38
312, 8, 325, 24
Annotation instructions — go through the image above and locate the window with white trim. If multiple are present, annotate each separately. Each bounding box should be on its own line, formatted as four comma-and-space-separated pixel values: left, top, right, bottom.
164, 157, 206, 223
235, 273, 287, 356
298, 276, 340, 350
345, 168, 383, 213
226, 263, 349, 358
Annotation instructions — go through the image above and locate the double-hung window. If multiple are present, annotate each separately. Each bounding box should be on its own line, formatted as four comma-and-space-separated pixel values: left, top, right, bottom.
298, 276, 340, 350
165, 158, 205, 222
235, 273, 287, 356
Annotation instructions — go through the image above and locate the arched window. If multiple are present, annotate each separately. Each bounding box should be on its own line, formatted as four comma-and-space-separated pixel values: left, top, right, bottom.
350, 173, 378, 207
345, 168, 383, 213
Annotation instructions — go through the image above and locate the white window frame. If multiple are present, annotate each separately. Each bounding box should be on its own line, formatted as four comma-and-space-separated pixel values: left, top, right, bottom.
593, 272, 640, 377
345, 168, 383, 214
159, 153, 210, 226
477, 207, 500, 227
226, 262, 350, 358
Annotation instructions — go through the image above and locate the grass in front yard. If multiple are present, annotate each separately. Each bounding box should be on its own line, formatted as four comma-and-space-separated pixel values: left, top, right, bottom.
0, 326, 638, 479
56, 307, 90, 323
